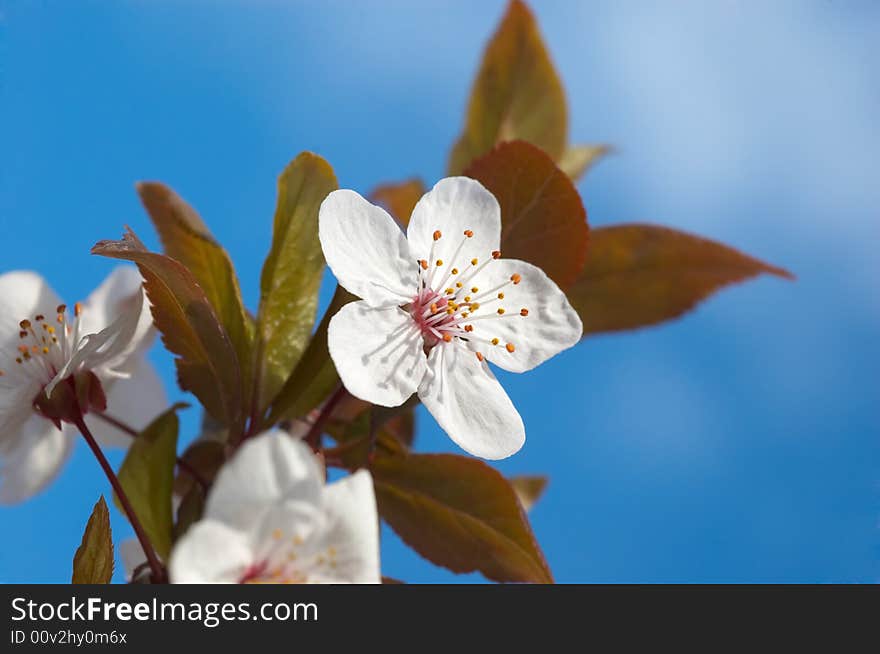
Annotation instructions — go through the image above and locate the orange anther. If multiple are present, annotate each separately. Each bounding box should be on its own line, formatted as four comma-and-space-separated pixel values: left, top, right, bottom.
492, 250, 501, 259
510, 273, 521, 285
475, 352, 484, 362
464, 229, 474, 238
420, 259, 428, 270
505, 343, 516, 353
497, 308, 505, 315
497, 292, 505, 299
430, 303, 438, 313
464, 324, 474, 332
74, 302, 82, 316
520, 308, 529, 316
433, 230, 442, 241
442, 333, 452, 342
471, 258, 478, 266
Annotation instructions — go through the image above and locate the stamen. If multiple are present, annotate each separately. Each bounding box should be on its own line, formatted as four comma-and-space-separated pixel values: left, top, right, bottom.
464, 325, 474, 333
491, 338, 499, 345
451, 268, 459, 275
464, 230, 474, 238
471, 258, 478, 266
442, 334, 452, 343
471, 287, 479, 293
435, 259, 443, 267
433, 230, 442, 241
455, 282, 462, 288
497, 292, 504, 299
57, 304, 67, 314
475, 352, 484, 362
506, 343, 516, 353
497, 308, 505, 315
35, 314, 44, 322
510, 274, 521, 285
19, 319, 31, 329
492, 250, 501, 259
420, 259, 428, 270
520, 308, 529, 316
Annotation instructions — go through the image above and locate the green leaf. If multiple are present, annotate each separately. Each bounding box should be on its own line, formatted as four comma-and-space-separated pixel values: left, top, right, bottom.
448, 0, 567, 175
136, 182, 254, 403
372, 452, 553, 583
568, 224, 794, 335
173, 438, 225, 498
92, 229, 243, 431
558, 145, 611, 181
509, 475, 548, 512
256, 152, 339, 412
115, 406, 182, 560
72, 496, 114, 584
465, 140, 589, 289
173, 485, 206, 544
369, 179, 425, 227
267, 284, 356, 423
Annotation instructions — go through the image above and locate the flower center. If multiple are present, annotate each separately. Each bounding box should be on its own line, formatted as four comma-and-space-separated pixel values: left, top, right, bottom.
0, 303, 81, 387
409, 228, 528, 361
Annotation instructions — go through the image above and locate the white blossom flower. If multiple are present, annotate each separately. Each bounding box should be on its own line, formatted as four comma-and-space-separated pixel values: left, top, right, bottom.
0, 267, 166, 504
169, 430, 380, 584
319, 177, 583, 459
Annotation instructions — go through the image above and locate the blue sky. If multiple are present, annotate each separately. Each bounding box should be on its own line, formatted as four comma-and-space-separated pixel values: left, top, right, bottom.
1, 0, 877, 583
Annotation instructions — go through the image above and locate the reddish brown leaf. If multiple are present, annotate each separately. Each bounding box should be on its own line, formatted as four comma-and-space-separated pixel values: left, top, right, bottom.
465, 140, 589, 289
569, 224, 794, 335
370, 179, 425, 227
372, 452, 553, 583
92, 229, 243, 430
448, 0, 567, 175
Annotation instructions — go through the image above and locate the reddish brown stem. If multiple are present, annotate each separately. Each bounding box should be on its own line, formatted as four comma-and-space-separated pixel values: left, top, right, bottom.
304, 384, 349, 452
73, 416, 166, 583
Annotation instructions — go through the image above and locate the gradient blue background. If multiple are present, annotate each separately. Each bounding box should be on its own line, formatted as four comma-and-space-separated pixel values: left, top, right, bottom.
1, 0, 877, 583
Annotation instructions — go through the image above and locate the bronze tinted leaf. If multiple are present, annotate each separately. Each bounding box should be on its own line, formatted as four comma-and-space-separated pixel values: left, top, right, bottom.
570, 224, 794, 335
372, 452, 553, 583
465, 140, 589, 289
72, 496, 114, 584
370, 179, 425, 227
558, 145, 611, 181
257, 153, 338, 410
448, 0, 567, 175
92, 230, 242, 430
136, 182, 253, 400
509, 475, 548, 512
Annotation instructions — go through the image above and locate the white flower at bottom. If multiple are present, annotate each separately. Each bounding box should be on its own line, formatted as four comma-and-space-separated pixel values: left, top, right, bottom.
0, 267, 165, 504
318, 176, 583, 460
169, 431, 381, 584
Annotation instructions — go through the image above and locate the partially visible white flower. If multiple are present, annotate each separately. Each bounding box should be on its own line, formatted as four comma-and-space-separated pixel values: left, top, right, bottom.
318, 177, 583, 460
0, 267, 166, 504
169, 430, 380, 584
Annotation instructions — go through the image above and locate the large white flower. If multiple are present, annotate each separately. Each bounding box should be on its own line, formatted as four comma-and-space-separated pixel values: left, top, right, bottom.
0, 267, 166, 504
169, 430, 380, 584
319, 177, 583, 459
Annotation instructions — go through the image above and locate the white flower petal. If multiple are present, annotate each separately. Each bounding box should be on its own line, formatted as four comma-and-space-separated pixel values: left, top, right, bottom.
77, 266, 153, 359
327, 301, 427, 408
468, 259, 583, 373
204, 432, 324, 533
0, 416, 74, 505
119, 538, 147, 581
407, 177, 501, 268
169, 520, 254, 583
85, 357, 168, 449
418, 343, 525, 460
305, 470, 381, 584
319, 189, 417, 307
0, 271, 63, 351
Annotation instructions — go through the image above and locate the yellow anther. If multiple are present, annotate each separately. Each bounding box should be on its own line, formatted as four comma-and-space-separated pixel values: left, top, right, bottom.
497, 292, 505, 299
471, 258, 478, 266
436, 259, 443, 266
446, 307, 455, 315
445, 288, 454, 295
433, 230, 442, 241
471, 287, 479, 293
491, 338, 499, 346
442, 333, 452, 342
492, 250, 501, 259
451, 268, 459, 275
42, 347, 49, 354
455, 282, 462, 288
469, 302, 480, 311
464, 229, 474, 238
464, 296, 471, 302
510, 273, 522, 285
272, 528, 282, 540
506, 343, 516, 353
47, 326, 55, 334
475, 352, 484, 362
520, 308, 529, 316
462, 312, 469, 318
497, 308, 505, 315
